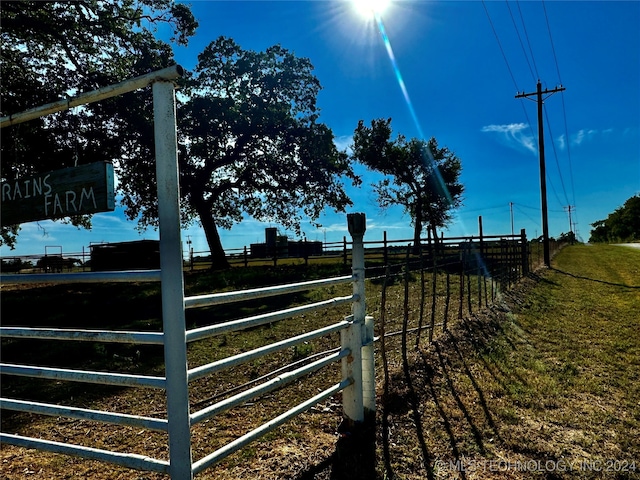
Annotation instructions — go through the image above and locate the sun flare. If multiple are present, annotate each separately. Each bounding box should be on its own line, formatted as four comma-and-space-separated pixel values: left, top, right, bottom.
351, 0, 391, 20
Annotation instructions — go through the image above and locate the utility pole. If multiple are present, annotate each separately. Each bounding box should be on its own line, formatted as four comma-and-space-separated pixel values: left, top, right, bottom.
564, 205, 575, 244
516, 80, 565, 267
509, 202, 514, 236
186, 235, 193, 271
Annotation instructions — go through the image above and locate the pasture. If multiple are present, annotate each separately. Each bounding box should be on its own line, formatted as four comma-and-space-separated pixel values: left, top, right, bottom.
1, 244, 638, 479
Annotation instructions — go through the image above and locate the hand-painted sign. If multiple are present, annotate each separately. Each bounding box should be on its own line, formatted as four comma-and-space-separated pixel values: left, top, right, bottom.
1, 162, 115, 225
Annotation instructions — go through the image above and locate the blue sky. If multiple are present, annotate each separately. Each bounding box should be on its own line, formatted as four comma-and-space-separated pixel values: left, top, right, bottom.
2, 0, 639, 259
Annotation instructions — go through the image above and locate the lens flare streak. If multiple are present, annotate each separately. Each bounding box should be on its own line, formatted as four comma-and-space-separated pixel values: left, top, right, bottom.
374, 13, 424, 140
374, 13, 457, 211
373, 11, 487, 273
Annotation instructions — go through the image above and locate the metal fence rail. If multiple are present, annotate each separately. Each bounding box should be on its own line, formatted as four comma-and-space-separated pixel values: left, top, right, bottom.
0, 363, 166, 389
185, 294, 355, 342
187, 320, 351, 382
0, 398, 168, 431
180, 214, 371, 473
189, 349, 349, 426
191, 380, 351, 476
0, 326, 164, 344
0, 270, 162, 284
184, 274, 353, 309
0, 433, 171, 474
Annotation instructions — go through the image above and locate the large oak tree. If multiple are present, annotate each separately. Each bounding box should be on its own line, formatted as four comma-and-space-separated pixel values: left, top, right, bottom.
352, 118, 464, 251
165, 37, 358, 268
1, 0, 197, 247
3, 4, 357, 268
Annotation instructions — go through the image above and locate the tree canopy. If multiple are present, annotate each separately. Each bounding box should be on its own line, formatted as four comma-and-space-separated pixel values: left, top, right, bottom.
589, 195, 640, 243
169, 37, 358, 268
1, 0, 197, 248
351, 118, 464, 250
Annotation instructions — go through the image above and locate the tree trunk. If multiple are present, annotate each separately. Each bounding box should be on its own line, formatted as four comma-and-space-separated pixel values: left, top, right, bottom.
430, 223, 440, 256
412, 201, 423, 255
196, 204, 230, 270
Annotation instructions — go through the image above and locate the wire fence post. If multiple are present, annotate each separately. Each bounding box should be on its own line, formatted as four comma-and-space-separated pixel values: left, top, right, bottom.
153, 80, 192, 480
343, 236, 348, 267
520, 229, 529, 275
383, 230, 388, 265
342, 213, 366, 426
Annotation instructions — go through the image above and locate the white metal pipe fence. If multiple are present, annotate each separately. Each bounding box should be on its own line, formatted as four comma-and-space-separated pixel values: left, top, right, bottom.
0, 68, 375, 479
184, 274, 354, 309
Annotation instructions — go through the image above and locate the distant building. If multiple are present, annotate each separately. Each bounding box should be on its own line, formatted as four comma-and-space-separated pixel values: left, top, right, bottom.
250, 228, 322, 259
90, 240, 160, 271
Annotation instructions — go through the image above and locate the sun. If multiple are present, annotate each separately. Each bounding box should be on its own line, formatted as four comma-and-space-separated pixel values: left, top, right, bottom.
351, 0, 391, 20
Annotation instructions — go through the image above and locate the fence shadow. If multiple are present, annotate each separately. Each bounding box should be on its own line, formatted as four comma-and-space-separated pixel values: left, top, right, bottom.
551, 267, 640, 289
294, 417, 376, 480
402, 358, 436, 480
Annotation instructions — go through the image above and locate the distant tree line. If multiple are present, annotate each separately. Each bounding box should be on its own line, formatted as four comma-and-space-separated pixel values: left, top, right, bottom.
589, 195, 640, 243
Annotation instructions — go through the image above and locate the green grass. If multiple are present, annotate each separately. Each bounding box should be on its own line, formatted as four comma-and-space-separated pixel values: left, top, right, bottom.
390, 243, 640, 479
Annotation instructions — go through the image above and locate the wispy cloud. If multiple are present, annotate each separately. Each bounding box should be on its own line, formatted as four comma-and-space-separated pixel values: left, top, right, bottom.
557, 128, 618, 150
481, 123, 536, 154
333, 135, 353, 154
571, 128, 597, 146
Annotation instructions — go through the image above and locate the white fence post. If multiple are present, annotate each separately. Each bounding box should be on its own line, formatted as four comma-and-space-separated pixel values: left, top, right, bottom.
342, 213, 366, 425
362, 315, 375, 418
341, 315, 363, 424
153, 80, 193, 480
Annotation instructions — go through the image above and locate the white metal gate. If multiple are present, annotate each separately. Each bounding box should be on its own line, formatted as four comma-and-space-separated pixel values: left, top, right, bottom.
0, 67, 374, 479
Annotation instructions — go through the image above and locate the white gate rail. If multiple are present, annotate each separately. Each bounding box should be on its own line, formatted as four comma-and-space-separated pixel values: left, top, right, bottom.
187, 319, 351, 382
0, 269, 162, 284
0, 398, 169, 431
184, 274, 353, 308
0, 432, 171, 474
186, 294, 354, 342
0, 66, 374, 479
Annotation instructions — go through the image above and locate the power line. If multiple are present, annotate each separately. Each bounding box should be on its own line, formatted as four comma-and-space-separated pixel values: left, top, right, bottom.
482, 0, 519, 91
543, 104, 570, 206
515, 0, 540, 79
546, 170, 566, 210
513, 204, 540, 227
560, 93, 576, 204
481, 0, 536, 139
463, 204, 510, 214
544, 1, 578, 208
541, 0, 562, 83
505, 0, 536, 82
541, 0, 578, 224
512, 202, 564, 214
481, 0, 572, 258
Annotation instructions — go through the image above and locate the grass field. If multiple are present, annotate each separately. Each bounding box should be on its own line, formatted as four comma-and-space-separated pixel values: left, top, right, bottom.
1, 244, 638, 479
382, 243, 640, 479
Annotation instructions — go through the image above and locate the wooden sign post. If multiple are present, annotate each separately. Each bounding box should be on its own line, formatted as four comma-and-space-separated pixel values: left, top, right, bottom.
1, 162, 115, 225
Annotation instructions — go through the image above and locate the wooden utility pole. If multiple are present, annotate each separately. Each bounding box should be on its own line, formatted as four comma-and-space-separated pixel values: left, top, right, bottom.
564, 205, 575, 244
509, 202, 514, 236
515, 80, 565, 267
